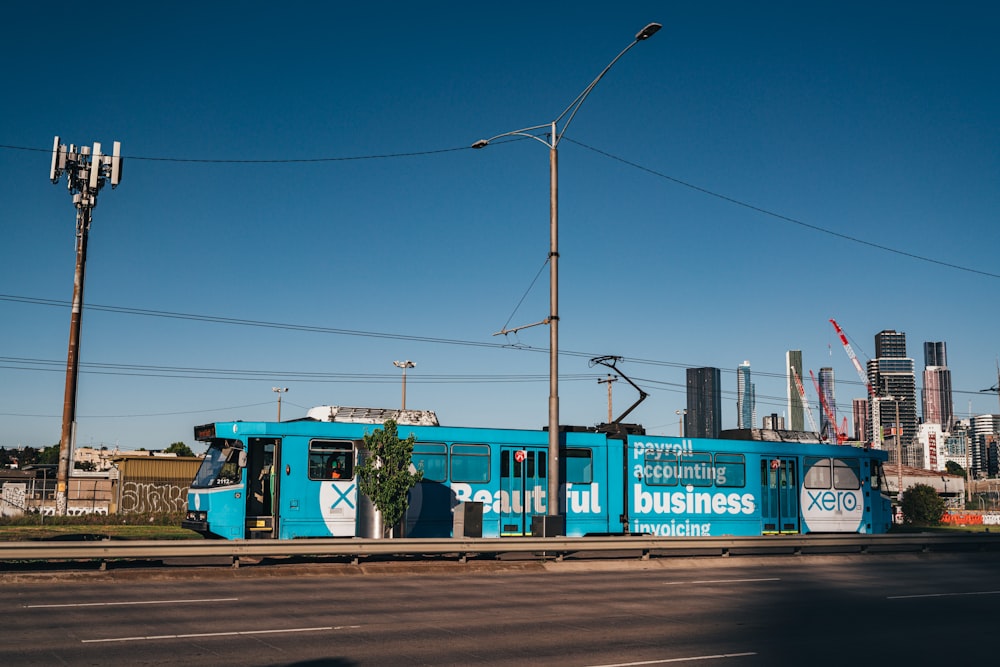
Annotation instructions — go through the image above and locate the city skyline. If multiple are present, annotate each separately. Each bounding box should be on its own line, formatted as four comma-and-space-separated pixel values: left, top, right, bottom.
2, 3, 999, 451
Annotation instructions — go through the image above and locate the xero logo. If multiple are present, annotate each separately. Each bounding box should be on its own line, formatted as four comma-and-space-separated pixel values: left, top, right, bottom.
805, 489, 859, 513
800, 485, 864, 532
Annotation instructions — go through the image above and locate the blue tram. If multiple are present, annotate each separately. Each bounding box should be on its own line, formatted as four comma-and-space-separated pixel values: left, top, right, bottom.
182, 406, 892, 539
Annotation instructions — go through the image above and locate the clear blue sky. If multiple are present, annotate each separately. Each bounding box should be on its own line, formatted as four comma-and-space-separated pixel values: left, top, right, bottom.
2, 2, 999, 452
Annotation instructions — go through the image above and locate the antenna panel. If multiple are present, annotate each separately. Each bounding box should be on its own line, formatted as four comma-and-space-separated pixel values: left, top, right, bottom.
89, 142, 102, 189
110, 141, 122, 187
49, 136, 61, 183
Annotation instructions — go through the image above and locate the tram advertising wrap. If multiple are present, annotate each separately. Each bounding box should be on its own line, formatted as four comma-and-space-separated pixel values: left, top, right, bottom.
183, 414, 893, 540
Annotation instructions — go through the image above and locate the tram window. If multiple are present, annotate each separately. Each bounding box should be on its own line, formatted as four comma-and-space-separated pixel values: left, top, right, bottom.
309, 440, 354, 480
804, 457, 832, 489
191, 440, 243, 488
714, 454, 745, 487
451, 444, 490, 483
833, 458, 861, 490
565, 449, 593, 484
412, 443, 447, 482
677, 452, 714, 487
644, 453, 678, 486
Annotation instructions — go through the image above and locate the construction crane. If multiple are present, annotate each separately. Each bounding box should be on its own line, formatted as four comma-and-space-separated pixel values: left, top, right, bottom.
830, 318, 880, 446
789, 365, 821, 437
810, 369, 847, 444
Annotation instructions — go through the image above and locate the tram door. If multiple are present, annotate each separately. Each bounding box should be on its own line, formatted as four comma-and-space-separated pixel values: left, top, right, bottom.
245, 437, 280, 539
760, 456, 799, 534
499, 447, 547, 535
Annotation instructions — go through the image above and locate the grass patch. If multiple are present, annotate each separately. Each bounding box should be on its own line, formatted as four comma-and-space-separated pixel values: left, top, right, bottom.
0, 511, 202, 541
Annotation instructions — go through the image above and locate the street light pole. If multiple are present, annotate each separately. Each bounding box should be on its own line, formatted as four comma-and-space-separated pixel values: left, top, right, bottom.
473, 23, 661, 535
272, 387, 288, 422
393, 360, 416, 410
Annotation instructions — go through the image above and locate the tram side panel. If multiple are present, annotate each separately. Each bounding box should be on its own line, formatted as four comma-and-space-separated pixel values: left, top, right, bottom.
624, 435, 892, 536
627, 435, 762, 537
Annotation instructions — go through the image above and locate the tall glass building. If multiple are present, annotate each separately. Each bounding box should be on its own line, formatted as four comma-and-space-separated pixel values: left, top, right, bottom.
818, 367, 836, 441
786, 350, 804, 431
737, 361, 755, 429
686, 367, 722, 439
922, 341, 954, 428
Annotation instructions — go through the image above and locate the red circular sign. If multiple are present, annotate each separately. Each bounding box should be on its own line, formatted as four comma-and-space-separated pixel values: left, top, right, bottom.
514, 450, 527, 463
770, 459, 780, 471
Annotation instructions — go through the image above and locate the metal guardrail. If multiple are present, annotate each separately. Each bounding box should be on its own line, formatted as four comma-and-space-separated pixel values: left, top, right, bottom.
2, 533, 1000, 568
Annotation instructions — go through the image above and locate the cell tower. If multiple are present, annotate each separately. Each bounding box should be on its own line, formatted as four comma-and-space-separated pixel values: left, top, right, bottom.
49, 136, 123, 516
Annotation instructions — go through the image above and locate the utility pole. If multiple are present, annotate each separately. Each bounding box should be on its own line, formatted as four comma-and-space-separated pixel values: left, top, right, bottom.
597, 375, 617, 423
393, 360, 415, 410
49, 136, 123, 516
272, 387, 288, 421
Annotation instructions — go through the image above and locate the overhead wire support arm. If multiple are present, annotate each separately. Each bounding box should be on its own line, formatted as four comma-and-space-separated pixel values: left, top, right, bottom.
492, 318, 550, 337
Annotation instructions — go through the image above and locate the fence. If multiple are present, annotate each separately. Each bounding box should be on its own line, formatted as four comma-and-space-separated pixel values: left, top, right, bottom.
0, 456, 201, 516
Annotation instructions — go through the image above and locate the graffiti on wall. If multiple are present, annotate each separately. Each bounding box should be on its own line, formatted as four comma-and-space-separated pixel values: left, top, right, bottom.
1, 483, 27, 517
37, 506, 109, 516
119, 481, 187, 513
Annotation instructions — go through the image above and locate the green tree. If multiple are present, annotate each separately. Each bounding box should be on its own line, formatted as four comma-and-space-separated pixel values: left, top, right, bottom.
164, 442, 195, 457
38, 444, 60, 465
900, 483, 946, 526
945, 461, 966, 479
356, 420, 423, 538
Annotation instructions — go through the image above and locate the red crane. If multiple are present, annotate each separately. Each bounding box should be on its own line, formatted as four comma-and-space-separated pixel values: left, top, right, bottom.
830, 318, 880, 445
830, 319, 875, 399
790, 365, 821, 437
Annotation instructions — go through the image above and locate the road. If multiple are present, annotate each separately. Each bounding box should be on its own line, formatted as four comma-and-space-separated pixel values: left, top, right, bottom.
1, 552, 998, 665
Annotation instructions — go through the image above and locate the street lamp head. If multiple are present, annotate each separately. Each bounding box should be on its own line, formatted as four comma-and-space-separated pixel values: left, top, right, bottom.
471, 139, 489, 149
636, 22, 662, 41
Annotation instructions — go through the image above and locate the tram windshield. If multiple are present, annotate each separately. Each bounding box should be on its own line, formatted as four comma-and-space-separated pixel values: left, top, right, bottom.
191, 439, 244, 488
871, 460, 888, 492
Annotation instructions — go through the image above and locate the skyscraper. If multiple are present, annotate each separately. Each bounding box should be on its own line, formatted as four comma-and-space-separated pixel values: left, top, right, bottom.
924, 341, 947, 367
868, 330, 918, 464
686, 367, 722, 439
922, 341, 954, 428
818, 367, 836, 441
786, 350, 804, 431
737, 361, 755, 429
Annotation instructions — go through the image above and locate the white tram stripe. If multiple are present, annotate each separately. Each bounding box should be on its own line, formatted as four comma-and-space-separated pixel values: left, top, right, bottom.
81, 625, 361, 643
587, 651, 758, 666
27, 597, 239, 609
888, 590, 1000, 600
663, 578, 780, 585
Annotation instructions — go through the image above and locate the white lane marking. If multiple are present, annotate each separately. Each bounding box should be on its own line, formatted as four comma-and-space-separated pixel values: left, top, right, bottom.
888, 590, 1000, 600
27, 597, 239, 609
663, 578, 780, 585
587, 652, 758, 666
81, 625, 361, 643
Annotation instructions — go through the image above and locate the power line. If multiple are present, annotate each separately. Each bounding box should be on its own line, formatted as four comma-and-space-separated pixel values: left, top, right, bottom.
0, 142, 472, 163
566, 138, 1000, 280
4, 138, 995, 279
3, 294, 993, 405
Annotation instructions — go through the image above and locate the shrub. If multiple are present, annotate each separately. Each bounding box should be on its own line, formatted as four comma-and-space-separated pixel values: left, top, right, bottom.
900, 483, 945, 526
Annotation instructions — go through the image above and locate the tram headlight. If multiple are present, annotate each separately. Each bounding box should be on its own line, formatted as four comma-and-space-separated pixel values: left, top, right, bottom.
186, 510, 207, 522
